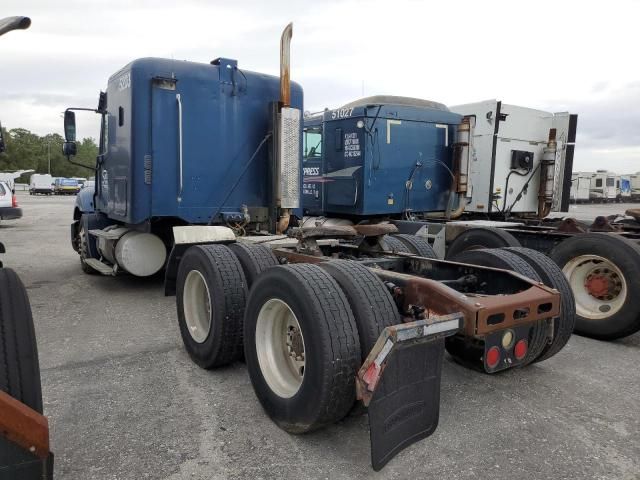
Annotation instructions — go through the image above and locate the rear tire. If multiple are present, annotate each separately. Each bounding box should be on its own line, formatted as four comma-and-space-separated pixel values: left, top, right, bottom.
447, 249, 548, 367
319, 260, 400, 359
392, 234, 437, 258
176, 245, 247, 369
0, 268, 43, 413
244, 264, 361, 433
549, 233, 640, 340
445, 228, 520, 259
503, 247, 576, 362
228, 243, 278, 288
379, 234, 410, 253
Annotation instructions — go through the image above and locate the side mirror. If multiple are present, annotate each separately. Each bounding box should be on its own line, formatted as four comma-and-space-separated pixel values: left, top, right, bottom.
98, 91, 107, 112
64, 110, 76, 142
62, 141, 77, 157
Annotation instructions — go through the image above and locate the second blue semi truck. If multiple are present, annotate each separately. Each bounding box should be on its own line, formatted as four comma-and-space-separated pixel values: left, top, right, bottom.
300, 97, 640, 341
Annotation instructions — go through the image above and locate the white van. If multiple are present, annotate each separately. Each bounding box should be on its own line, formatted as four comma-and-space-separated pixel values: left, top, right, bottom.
29, 174, 54, 195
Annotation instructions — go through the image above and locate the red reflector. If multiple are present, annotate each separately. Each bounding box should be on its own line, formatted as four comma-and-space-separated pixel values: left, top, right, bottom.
486, 346, 500, 368
11, 195, 18, 208
514, 339, 528, 360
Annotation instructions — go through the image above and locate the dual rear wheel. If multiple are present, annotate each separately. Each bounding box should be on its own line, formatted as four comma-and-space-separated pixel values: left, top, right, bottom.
175, 243, 398, 432
447, 227, 640, 340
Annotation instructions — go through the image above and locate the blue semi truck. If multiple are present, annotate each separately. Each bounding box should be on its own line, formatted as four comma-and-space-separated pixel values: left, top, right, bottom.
63, 25, 572, 470
301, 98, 640, 341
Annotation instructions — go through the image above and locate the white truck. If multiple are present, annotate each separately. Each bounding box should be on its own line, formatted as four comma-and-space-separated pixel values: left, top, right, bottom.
29, 174, 54, 195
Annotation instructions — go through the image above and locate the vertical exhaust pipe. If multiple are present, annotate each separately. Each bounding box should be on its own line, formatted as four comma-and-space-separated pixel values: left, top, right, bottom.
538, 128, 557, 218
280, 23, 293, 108
0, 16, 31, 37
276, 22, 294, 233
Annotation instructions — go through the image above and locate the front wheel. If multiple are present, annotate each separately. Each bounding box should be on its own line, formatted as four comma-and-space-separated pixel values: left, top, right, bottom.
77, 226, 97, 274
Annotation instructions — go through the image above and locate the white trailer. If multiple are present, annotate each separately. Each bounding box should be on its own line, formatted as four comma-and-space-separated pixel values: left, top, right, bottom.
618, 175, 631, 202
387, 100, 640, 342
570, 172, 592, 203
0, 169, 34, 191
630, 173, 640, 201
449, 100, 576, 216
590, 170, 616, 203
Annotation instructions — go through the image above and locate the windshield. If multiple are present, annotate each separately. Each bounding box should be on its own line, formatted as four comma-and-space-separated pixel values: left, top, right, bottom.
61, 179, 78, 186
303, 126, 322, 161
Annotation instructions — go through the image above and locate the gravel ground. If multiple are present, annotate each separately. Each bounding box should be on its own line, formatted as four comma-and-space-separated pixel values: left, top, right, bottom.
2, 193, 639, 480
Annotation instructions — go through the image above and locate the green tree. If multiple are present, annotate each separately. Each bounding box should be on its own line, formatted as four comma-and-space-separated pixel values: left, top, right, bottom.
0, 126, 98, 182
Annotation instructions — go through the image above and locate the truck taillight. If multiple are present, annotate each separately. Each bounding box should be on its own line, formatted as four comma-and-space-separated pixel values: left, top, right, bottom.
12, 194, 18, 207
486, 346, 500, 369
514, 339, 528, 360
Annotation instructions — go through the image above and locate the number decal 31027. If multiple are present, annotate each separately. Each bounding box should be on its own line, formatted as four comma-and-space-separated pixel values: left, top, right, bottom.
331, 108, 353, 120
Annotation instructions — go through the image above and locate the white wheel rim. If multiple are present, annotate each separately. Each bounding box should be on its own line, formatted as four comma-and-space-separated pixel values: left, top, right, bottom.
183, 270, 212, 343
255, 298, 305, 398
563, 254, 627, 320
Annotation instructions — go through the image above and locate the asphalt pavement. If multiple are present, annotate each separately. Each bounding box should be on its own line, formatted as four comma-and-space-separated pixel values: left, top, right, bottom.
2, 193, 639, 480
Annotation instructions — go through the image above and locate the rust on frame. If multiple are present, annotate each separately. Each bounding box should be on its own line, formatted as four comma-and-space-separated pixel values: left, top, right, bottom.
372, 269, 560, 337
273, 248, 560, 337
0, 390, 50, 459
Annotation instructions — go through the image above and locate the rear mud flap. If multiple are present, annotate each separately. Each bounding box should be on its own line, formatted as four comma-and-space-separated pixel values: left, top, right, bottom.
356, 315, 461, 470
368, 337, 445, 471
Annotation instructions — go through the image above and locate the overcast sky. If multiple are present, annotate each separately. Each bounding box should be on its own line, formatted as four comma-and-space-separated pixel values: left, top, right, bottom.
2, 0, 639, 173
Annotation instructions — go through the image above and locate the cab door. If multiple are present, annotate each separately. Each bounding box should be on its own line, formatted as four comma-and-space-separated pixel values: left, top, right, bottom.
150, 79, 180, 218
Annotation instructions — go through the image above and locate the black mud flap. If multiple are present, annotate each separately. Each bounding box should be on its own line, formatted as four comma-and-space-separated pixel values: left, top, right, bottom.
0, 436, 54, 480
368, 337, 445, 471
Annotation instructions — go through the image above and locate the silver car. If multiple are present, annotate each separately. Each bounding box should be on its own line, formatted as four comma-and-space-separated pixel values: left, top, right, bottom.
0, 180, 22, 220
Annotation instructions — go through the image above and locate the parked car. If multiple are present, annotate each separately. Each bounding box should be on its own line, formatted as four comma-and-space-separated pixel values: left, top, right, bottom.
81, 179, 95, 189
0, 180, 22, 220
29, 174, 54, 195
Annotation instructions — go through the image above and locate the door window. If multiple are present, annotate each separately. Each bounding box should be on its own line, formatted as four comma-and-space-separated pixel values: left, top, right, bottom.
303, 127, 322, 162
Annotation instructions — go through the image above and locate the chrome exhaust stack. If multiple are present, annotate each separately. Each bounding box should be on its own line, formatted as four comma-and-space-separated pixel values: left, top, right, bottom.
280, 23, 293, 108
274, 22, 300, 233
